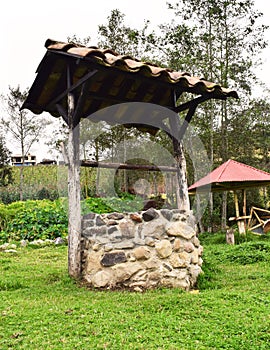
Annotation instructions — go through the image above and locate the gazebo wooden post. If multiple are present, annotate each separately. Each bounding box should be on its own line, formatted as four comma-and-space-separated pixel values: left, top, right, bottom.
242, 189, 247, 227
67, 85, 82, 279
233, 190, 246, 234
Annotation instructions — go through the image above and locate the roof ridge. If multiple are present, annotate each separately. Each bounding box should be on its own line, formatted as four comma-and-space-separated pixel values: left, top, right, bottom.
216, 159, 232, 181
229, 159, 270, 176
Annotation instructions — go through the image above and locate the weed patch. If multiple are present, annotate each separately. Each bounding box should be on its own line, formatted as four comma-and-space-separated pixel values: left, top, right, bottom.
219, 241, 270, 265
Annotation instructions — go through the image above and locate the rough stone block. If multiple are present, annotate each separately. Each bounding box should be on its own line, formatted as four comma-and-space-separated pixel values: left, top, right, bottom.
83, 213, 96, 220
179, 251, 191, 266
82, 219, 94, 230
133, 246, 151, 260
184, 242, 195, 253
113, 241, 135, 250
107, 212, 125, 220
166, 221, 196, 239
112, 262, 142, 283
142, 208, 159, 222
145, 237, 155, 247
173, 238, 183, 252
119, 220, 135, 238
141, 218, 166, 239
130, 213, 142, 223
101, 251, 127, 267
96, 216, 106, 226
92, 270, 114, 288
155, 239, 173, 258
160, 209, 173, 221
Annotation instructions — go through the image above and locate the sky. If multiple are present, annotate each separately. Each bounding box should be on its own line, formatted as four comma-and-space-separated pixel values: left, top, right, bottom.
1, 0, 270, 161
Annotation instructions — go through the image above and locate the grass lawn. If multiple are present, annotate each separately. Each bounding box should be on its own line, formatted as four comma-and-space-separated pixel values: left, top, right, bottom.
0, 233, 270, 349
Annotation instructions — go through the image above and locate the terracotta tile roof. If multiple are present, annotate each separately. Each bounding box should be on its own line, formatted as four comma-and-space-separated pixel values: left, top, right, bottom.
22, 39, 238, 131
189, 159, 270, 193
44, 39, 238, 97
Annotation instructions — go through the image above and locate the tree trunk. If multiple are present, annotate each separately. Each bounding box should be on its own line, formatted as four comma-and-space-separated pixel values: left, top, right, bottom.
20, 143, 25, 201
207, 192, 213, 233
195, 194, 205, 233
221, 191, 227, 231
67, 93, 82, 279
19, 166, 24, 201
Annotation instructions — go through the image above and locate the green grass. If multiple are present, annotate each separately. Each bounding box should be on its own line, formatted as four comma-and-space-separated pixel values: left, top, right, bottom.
1, 235, 270, 349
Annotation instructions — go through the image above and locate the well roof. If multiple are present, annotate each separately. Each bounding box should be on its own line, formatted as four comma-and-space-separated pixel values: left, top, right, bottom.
22, 39, 238, 132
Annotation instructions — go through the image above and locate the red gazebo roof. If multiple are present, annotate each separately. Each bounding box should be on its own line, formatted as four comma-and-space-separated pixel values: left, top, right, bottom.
188, 159, 270, 194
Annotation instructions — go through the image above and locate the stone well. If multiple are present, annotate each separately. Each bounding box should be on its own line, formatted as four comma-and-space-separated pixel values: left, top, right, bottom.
81, 208, 203, 291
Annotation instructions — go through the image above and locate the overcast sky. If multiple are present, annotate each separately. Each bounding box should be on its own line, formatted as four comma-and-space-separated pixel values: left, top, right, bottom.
1, 0, 269, 160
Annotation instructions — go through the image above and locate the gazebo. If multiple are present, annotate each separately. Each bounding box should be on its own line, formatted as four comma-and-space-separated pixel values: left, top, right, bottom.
188, 159, 270, 233
22, 39, 238, 280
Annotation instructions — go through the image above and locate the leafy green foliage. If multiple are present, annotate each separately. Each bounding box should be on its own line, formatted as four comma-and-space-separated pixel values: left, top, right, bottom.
0, 194, 145, 243
0, 199, 68, 242
83, 194, 143, 214
0, 134, 13, 187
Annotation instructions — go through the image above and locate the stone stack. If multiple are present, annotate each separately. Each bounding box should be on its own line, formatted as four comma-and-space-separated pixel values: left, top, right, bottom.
81, 208, 203, 291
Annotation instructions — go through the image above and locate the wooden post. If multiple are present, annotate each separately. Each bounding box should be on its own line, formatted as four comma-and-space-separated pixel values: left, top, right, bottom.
169, 115, 190, 211
242, 189, 247, 228
234, 191, 240, 217
234, 190, 245, 235
67, 92, 82, 279
242, 189, 247, 217
226, 227, 235, 245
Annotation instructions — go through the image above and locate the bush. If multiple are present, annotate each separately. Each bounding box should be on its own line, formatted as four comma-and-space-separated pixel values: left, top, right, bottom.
82, 195, 143, 214
0, 199, 68, 242
0, 195, 145, 243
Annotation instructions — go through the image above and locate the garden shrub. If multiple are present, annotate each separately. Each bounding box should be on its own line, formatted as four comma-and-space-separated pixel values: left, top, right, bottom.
82, 195, 143, 214
0, 199, 68, 242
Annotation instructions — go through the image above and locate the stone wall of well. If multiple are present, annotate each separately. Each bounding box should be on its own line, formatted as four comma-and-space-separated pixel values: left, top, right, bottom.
81, 208, 203, 291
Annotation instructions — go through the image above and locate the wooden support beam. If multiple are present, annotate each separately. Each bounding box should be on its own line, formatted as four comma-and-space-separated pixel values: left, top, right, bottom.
66, 63, 82, 280
81, 160, 177, 172
48, 69, 98, 109
174, 95, 213, 113
176, 95, 212, 141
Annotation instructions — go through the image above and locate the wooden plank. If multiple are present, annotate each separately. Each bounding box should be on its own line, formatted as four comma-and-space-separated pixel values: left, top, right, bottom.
254, 210, 264, 224
247, 207, 254, 228
229, 215, 250, 221
252, 207, 270, 214
249, 223, 263, 231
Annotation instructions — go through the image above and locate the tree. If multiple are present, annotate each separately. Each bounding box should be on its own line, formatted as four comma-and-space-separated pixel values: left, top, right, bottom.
97, 9, 149, 58
153, 0, 268, 230
0, 133, 13, 187
1, 86, 51, 200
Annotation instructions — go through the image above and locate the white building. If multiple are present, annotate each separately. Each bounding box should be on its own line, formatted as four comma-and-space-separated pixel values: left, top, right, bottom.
11, 154, 36, 166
